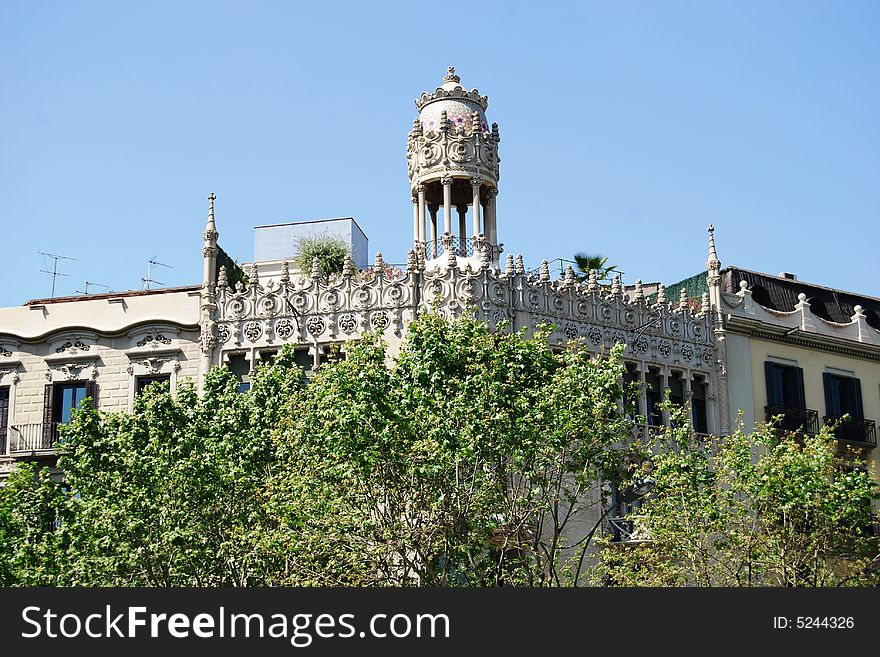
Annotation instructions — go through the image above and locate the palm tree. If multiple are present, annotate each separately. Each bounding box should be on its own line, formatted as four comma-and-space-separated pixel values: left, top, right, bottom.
573, 252, 618, 283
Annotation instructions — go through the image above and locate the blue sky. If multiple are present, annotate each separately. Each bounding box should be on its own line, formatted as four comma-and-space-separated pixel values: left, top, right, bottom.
2, 0, 878, 306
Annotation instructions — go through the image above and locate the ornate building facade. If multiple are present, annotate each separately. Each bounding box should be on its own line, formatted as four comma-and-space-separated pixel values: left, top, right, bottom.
1, 69, 725, 488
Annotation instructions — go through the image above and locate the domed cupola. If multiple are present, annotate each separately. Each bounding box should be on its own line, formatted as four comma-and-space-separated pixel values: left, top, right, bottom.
407, 67, 501, 267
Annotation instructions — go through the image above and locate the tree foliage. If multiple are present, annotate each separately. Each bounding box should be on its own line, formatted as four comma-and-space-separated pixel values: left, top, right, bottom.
573, 252, 618, 283
596, 410, 880, 587
292, 234, 351, 276
0, 313, 629, 586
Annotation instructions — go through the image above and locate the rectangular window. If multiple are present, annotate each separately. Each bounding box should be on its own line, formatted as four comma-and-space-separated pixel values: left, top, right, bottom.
53, 382, 88, 425
135, 374, 171, 395
691, 377, 709, 434
645, 371, 662, 427
823, 372, 864, 419
823, 373, 874, 446
764, 361, 806, 409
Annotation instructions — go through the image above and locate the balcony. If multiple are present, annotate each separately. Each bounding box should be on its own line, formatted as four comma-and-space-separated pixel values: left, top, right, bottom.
764, 405, 820, 435
424, 236, 475, 260
7, 423, 59, 455
823, 416, 877, 449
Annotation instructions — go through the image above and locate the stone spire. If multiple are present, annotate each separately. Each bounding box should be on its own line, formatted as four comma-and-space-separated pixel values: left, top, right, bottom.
505, 253, 515, 277
539, 260, 550, 282
634, 279, 645, 302
202, 192, 219, 288
311, 257, 322, 279
587, 269, 598, 293
610, 274, 622, 298
656, 283, 667, 306
280, 260, 290, 283
217, 265, 228, 288
515, 254, 525, 276
679, 287, 688, 311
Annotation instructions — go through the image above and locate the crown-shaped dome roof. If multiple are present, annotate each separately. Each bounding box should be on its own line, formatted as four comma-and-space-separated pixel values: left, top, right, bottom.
415, 67, 489, 134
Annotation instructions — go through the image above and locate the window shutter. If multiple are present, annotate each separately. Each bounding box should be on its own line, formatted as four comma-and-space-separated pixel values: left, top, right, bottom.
764, 361, 774, 405
85, 380, 98, 408
794, 367, 806, 410
852, 378, 864, 420
823, 372, 837, 418
42, 384, 55, 447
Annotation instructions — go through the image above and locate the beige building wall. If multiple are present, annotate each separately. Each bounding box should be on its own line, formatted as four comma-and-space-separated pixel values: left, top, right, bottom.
747, 336, 880, 476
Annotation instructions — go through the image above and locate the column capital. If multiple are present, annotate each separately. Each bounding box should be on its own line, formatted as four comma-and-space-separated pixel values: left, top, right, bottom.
471, 176, 483, 187
440, 174, 454, 186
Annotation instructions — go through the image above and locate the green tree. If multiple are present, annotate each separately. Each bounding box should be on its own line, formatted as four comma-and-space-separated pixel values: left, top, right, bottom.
292, 234, 351, 276
1, 313, 635, 586
270, 314, 630, 586
596, 411, 880, 587
0, 461, 70, 586
573, 252, 618, 283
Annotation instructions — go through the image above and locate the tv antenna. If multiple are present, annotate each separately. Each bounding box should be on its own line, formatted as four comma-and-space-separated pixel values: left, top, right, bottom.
38, 251, 77, 298
77, 281, 111, 295
142, 256, 173, 290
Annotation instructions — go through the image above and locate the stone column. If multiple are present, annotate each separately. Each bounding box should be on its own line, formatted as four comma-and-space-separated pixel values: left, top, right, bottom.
471, 177, 482, 237
660, 369, 670, 427
684, 374, 694, 429
412, 195, 420, 245
417, 185, 426, 245
486, 186, 498, 246
428, 203, 438, 257
441, 175, 453, 235
637, 366, 648, 420
457, 205, 468, 255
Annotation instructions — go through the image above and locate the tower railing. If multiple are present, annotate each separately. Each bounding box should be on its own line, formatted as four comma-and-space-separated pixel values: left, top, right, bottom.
424, 237, 475, 260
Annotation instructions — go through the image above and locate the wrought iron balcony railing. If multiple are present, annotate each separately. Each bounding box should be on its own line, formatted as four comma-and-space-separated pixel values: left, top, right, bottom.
765, 405, 820, 435
8, 423, 60, 454
424, 236, 475, 260
823, 416, 877, 449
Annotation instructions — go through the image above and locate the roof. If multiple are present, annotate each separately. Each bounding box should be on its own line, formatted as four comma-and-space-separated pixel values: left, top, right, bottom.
720, 267, 880, 329
26, 285, 200, 306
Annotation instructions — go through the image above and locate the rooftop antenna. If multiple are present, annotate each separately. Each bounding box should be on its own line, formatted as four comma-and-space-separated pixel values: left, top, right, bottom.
142, 255, 173, 290
76, 281, 111, 295
38, 251, 78, 298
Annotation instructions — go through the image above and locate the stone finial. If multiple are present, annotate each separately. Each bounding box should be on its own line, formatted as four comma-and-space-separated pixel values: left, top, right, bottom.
280, 260, 289, 283
587, 269, 598, 293
505, 253, 515, 276
205, 192, 217, 233
739, 280, 748, 294
634, 279, 645, 302
480, 244, 490, 271
217, 265, 228, 288
796, 292, 807, 305
679, 287, 688, 310
539, 260, 551, 282
342, 255, 355, 278
411, 117, 422, 136
701, 292, 710, 315
491, 122, 500, 141
471, 111, 483, 133
249, 263, 259, 287
444, 66, 460, 84
406, 249, 417, 272
656, 283, 667, 305
374, 252, 386, 271
417, 247, 426, 271
563, 265, 575, 287
439, 110, 450, 132
311, 257, 322, 279
610, 274, 622, 298
854, 304, 864, 316
706, 224, 720, 270
515, 254, 525, 276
